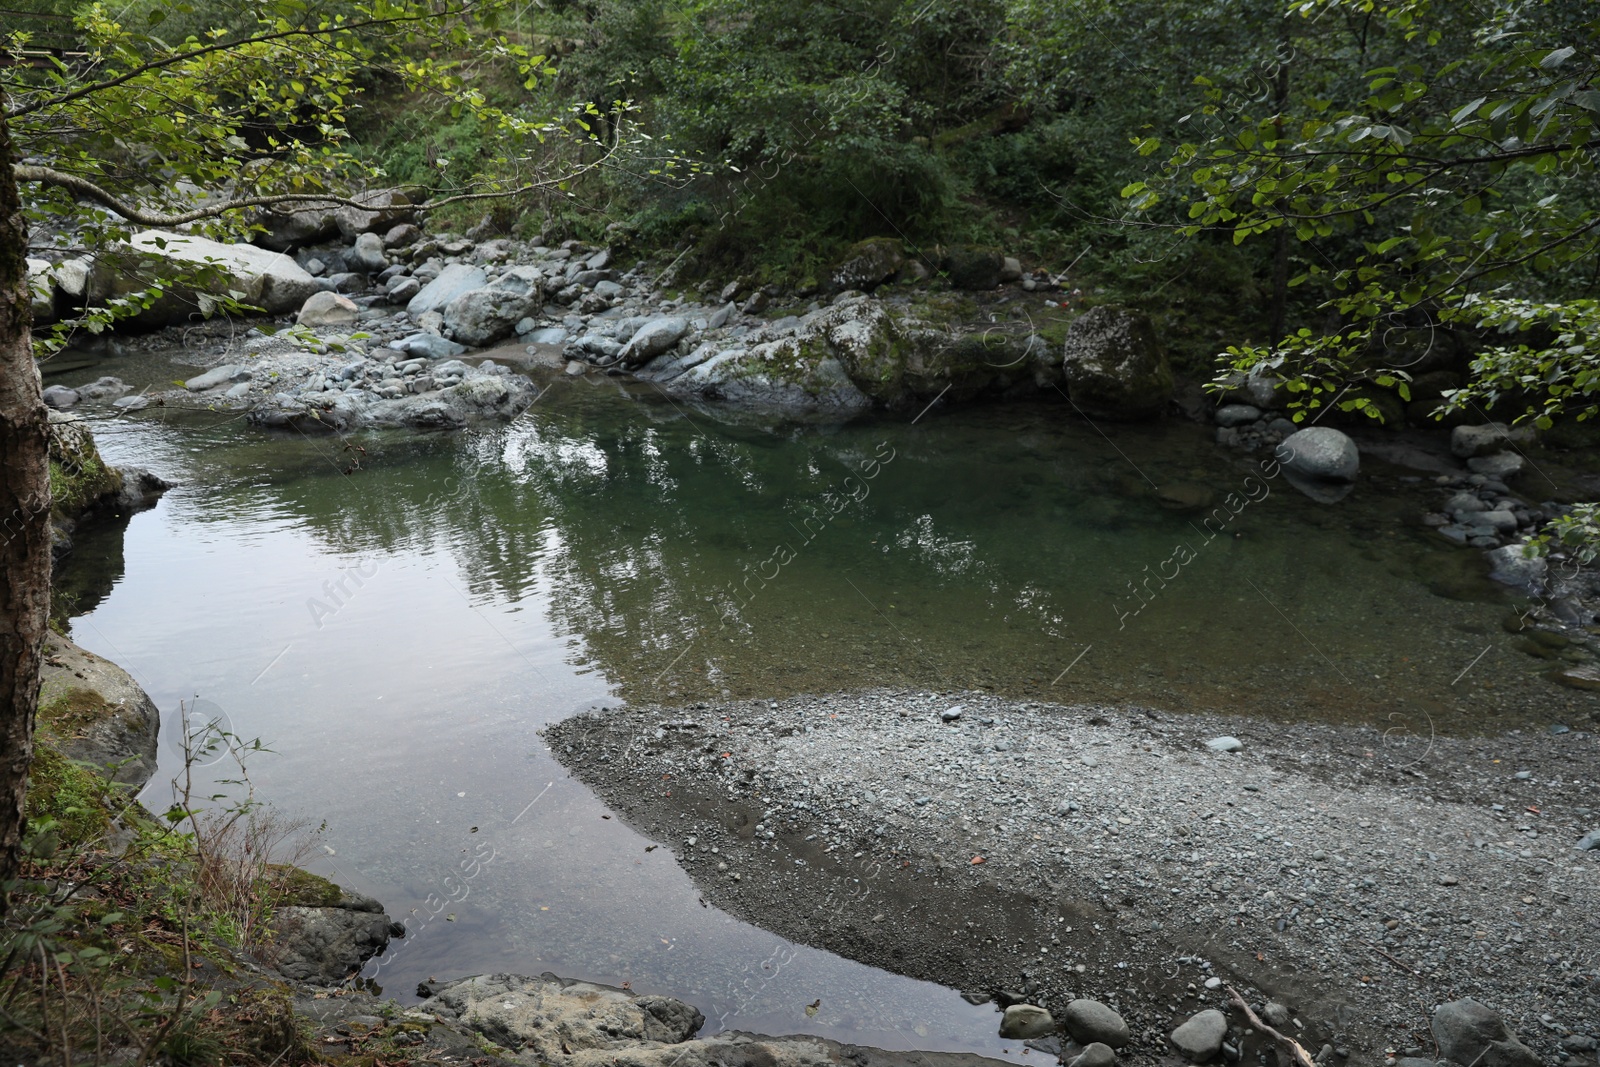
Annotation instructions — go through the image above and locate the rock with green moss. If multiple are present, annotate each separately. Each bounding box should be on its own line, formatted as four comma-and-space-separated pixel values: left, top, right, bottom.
38, 631, 162, 789
1059, 305, 1174, 420
941, 246, 1005, 291
47, 411, 170, 563
830, 238, 906, 292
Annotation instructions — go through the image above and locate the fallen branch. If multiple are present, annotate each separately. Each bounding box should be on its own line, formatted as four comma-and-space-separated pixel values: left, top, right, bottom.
1225, 984, 1317, 1067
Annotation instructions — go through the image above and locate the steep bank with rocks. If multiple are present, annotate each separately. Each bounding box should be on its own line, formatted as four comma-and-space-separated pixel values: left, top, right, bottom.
545, 690, 1600, 1066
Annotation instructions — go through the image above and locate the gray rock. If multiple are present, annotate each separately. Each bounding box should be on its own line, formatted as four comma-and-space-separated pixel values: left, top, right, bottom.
386, 276, 422, 305
42, 385, 79, 410
1262, 1002, 1292, 1028
1001, 256, 1024, 282
709, 303, 735, 329
425, 973, 702, 1055
1477, 510, 1518, 533
75, 376, 129, 401
334, 188, 414, 240
26, 258, 55, 322
38, 631, 162, 791
297, 291, 361, 328
267, 894, 395, 985
111, 395, 149, 411
326, 272, 368, 294
1467, 452, 1525, 480
383, 222, 421, 248
1060, 305, 1174, 420
1575, 829, 1600, 850
1276, 427, 1359, 503
586, 248, 613, 271
594, 279, 625, 299
444, 273, 544, 348
406, 263, 488, 318
1170, 1009, 1228, 1063
1214, 404, 1262, 428
112, 230, 318, 323
620, 316, 691, 366
254, 202, 340, 250
1206, 736, 1243, 753
304, 257, 327, 277
1432, 1000, 1541, 1067
1063, 1000, 1130, 1049
1485, 544, 1546, 593
1452, 423, 1533, 459
832, 238, 905, 291
1068, 1043, 1116, 1067
347, 231, 389, 274
393, 333, 467, 360
183, 364, 250, 391
1000, 1004, 1055, 1040
527, 327, 567, 345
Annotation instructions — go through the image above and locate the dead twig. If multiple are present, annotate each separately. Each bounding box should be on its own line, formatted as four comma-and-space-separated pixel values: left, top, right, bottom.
1225, 984, 1317, 1067
1351, 937, 1423, 977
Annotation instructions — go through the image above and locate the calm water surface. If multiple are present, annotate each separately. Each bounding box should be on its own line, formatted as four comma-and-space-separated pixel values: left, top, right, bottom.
55, 355, 1595, 1051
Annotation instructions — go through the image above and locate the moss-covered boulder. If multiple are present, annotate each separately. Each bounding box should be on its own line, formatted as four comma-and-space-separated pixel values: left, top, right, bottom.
941, 246, 1005, 290
37, 631, 162, 790
1059, 305, 1174, 420
47, 410, 170, 563
830, 237, 906, 292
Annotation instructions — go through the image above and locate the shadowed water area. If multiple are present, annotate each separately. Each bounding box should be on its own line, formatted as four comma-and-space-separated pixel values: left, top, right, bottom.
54, 355, 1595, 1051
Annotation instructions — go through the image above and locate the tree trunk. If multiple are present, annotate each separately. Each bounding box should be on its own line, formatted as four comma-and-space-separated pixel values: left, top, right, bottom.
0, 89, 50, 914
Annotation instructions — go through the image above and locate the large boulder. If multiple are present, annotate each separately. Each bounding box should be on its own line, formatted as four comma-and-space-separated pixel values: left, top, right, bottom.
1060, 305, 1174, 420
619, 316, 690, 366
296, 291, 361, 328
943, 246, 1005, 290
831, 238, 906, 291
265, 878, 397, 986
254, 202, 340, 251
37, 631, 162, 791
1432, 1000, 1542, 1067
333, 189, 414, 240
442, 268, 544, 347
407, 263, 488, 318
667, 339, 871, 413
46, 411, 169, 562
96, 231, 318, 325
1276, 426, 1359, 503
1452, 423, 1535, 458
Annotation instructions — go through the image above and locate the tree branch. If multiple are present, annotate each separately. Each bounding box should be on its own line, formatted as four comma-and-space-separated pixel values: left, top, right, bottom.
12, 164, 388, 225
4, 5, 474, 121
1224, 985, 1316, 1067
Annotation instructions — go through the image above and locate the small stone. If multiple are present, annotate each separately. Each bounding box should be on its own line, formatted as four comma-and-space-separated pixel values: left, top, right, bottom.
1262, 1002, 1292, 1028
941, 706, 964, 722
1575, 829, 1600, 851
1441, 875, 1459, 886
1206, 736, 1243, 753
1214, 403, 1262, 428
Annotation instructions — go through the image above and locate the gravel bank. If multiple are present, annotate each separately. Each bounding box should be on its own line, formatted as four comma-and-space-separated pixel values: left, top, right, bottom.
546, 691, 1600, 1065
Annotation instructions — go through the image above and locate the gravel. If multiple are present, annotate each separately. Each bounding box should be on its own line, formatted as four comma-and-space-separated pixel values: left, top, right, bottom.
547, 689, 1600, 1064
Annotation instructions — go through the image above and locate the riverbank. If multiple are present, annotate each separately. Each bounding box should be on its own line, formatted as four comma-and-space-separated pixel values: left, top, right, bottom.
546, 689, 1600, 1064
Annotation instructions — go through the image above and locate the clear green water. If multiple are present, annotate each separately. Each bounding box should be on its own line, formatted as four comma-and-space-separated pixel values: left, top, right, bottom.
57, 363, 1596, 1050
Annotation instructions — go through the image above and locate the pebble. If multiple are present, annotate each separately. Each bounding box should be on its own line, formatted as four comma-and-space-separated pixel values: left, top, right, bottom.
1206, 736, 1243, 753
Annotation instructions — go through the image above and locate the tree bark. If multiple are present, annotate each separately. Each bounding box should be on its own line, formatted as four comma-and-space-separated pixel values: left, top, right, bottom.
0, 87, 50, 915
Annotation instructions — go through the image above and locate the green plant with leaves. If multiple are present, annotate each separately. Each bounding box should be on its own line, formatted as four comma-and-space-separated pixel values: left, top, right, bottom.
1123, 0, 1600, 426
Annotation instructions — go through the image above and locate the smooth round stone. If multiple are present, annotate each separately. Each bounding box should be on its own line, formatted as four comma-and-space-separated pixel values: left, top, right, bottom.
1063, 1000, 1130, 1049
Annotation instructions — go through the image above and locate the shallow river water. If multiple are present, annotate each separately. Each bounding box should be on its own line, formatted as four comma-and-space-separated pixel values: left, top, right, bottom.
54, 359, 1589, 1052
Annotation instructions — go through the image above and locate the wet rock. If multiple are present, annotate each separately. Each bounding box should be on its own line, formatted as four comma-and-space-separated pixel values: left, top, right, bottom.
1485, 545, 1546, 594
1170, 1009, 1228, 1062
407, 263, 488, 318
1063, 1000, 1130, 1049
1431, 1000, 1541, 1067
1060, 306, 1173, 420
297, 291, 361, 328
1277, 427, 1359, 503
1000, 1004, 1055, 1039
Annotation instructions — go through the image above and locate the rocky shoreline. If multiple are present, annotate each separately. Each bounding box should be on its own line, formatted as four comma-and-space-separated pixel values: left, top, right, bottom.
544, 689, 1600, 1066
